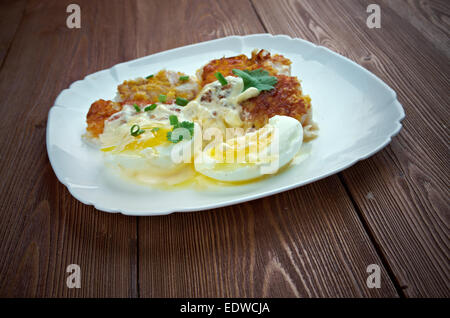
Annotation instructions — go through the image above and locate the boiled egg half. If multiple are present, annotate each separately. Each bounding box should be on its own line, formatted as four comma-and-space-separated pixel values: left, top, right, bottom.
194, 115, 303, 182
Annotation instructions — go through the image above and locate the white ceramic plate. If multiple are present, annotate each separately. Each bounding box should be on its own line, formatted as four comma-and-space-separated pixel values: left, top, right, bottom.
46, 34, 405, 216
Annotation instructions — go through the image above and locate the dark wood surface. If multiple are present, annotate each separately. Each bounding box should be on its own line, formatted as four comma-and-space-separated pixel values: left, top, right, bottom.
253, 0, 449, 299
0, 0, 447, 298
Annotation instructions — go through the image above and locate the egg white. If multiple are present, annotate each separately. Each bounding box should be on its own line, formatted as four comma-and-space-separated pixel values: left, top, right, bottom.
194, 115, 303, 182
98, 78, 304, 186
100, 104, 197, 185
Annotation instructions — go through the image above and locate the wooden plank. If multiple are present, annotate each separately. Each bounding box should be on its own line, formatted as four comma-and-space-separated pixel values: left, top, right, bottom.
137, 0, 398, 297
0, 0, 139, 297
140, 179, 399, 297
0, 0, 27, 66
384, 0, 450, 58
251, 0, 449, 297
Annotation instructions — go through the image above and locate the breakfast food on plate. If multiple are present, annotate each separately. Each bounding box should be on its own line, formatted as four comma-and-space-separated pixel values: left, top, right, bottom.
197, 49, 316, 139
118, 70, 199, 104
83, 49, 318, 186
194, 115, 303, 182
85, 70, 199, 140
198, 49, 291, 85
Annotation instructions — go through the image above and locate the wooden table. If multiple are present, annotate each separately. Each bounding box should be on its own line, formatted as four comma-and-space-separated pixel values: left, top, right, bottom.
0, 0, 448, 298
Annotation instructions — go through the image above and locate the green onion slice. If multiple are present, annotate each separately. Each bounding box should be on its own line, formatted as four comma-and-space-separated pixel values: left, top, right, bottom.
215, 72, 228, 86
169, 115, 179, 126
133, 104, 141, 112
144, 104, 157, 111
179, 75, 189, 81
146, 74, 154, 79
158, 94, 167, 103
175, 97, 189, 106
130, 124, 144, 137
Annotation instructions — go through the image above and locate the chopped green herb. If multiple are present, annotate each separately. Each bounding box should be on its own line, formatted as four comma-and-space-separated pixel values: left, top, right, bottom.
145, 74, 154, 79
158, 94, 167, 103
215, 72, 228, 86
130, 124, 145, 137
169, 115, 179, 126
151, 127, 160, 133
179, 75, 189, 81
179, 121, 195, 136
166, 116, 194, 143
166, 131, 181, 143
133, 104, 141, 112
232, 68, 277, 92
144, 104, 157, 111
175, 97, 189, 106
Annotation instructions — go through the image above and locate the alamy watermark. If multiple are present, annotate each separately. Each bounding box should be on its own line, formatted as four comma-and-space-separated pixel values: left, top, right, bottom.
66, 4, 380, 30
66, 4, 81, 29
366, 4, 381, 29
66, 264, 81, 288
366, 264, 381, 288
169, 125, 282, 175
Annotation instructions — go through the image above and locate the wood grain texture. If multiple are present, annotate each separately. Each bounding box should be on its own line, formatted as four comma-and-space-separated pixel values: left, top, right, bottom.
0, 0, 446, 298
0, 0, 27, 66
139, 179, 398, 297
136, 0, 397, 298
384, 0, 450, 58
0, 0, 138, 297
251, 0, 449, 297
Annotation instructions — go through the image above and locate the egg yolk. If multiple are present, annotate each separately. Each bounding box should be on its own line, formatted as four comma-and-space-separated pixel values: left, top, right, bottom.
101, 127, 170, 153
209, 129, 273, 163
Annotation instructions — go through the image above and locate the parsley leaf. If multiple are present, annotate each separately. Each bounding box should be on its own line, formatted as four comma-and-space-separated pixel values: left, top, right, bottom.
232, 68, 277, 92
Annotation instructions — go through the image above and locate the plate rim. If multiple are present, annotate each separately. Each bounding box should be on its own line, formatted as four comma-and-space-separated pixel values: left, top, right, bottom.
46, 33, 405, 216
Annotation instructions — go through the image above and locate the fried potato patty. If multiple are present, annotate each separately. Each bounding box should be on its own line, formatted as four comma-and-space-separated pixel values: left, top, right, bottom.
86, 51, 315, 141
199, 49, 291, 86
86, 99, 122, 138
200, 50, 314, 134
241, 75, 312, 129
86, 70, 199, 139
118, 70, 198, 104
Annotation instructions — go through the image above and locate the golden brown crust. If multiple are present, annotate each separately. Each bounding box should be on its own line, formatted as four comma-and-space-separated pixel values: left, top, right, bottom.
200, 50, 312, 131
87, 70, 199, 138
86, 51, 314, 140
200, 49, 291, 86
86, 99, 122, 138
118, 70, 198, 104
240, 75, 312, 129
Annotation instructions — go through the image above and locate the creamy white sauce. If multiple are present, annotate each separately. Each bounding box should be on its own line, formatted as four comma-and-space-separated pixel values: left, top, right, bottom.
102, 76, 260, 150
181, 76, 259, 134
98, 77, 267, 186
100, 103, 189, 151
